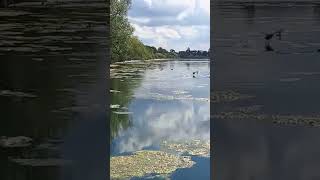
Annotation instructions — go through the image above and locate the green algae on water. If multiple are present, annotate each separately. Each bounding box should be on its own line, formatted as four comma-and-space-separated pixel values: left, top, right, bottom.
161, 140, 210, 158
110, 150, 194, 180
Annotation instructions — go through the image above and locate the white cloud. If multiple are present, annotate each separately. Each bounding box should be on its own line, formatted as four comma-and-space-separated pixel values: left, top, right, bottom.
131, 23, 155, 39
129, 0, 210, 51
177, 26, 198, 38
155, 26, 181, 39
143, 0, 152, 7
128, 16, 150, 24
198, 0, 210, 15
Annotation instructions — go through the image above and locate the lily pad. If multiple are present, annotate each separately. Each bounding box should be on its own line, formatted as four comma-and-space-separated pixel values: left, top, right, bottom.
110, 150, 194, 180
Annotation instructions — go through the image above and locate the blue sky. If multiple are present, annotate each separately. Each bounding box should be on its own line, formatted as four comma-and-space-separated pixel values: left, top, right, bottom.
128, 0, 210, 51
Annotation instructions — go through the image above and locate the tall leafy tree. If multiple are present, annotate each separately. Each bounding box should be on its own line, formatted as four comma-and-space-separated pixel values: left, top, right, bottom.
110, 0, 134, 62
110, 0, 180, 62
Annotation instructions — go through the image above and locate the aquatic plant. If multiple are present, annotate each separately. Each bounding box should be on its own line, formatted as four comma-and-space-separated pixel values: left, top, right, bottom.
161, 140, 210, 157
213, 105, 320, 127
110, 150, 194, 180
211, 90, 253, 103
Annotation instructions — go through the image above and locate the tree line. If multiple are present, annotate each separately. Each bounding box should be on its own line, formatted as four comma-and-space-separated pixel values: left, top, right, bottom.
110, 0, 210, 63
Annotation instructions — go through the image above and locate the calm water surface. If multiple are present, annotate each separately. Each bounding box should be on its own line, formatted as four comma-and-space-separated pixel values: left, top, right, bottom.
213, 2, 320, 180
0, 2, 107, 180
111, 60, 210, 180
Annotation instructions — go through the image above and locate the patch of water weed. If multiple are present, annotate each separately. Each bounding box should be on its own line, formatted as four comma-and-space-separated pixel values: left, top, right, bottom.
214, 106, 320, 127
172, 90, 188, 95
0, 90, 37, 98
110, 90, 121, 93
112, 111, 133, 115
279, 78, 301, 82
160, 140, 210, 158
9, 158, 72, 167
211, 90, 254, 103
135, 92, 209, 102
110, 150, 194, 180
110, 104, 121, 109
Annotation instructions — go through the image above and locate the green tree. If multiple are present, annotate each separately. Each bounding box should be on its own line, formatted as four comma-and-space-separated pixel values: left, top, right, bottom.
110, 0, 178, 62
128, 36, 154, 60
110, 0, 134, 62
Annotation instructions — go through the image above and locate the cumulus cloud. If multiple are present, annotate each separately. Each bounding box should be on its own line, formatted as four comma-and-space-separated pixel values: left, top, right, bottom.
128, 0, 210, 51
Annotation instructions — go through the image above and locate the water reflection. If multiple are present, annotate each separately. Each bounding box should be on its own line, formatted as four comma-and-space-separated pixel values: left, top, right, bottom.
110, 60, 210, 179
114, 100, 209, 153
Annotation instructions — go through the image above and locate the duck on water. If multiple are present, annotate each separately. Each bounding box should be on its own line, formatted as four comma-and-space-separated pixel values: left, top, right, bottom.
193, 71, 199, 78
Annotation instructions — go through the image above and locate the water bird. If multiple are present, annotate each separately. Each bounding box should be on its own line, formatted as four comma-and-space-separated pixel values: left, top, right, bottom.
264, 29, 284, 50
192, 71, 199, 78
264, 29, 283, 41
265, 44, 274, 51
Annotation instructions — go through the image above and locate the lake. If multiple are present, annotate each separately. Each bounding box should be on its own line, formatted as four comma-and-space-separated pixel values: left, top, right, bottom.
110, 59, 210, 180
212, 2, 320, 180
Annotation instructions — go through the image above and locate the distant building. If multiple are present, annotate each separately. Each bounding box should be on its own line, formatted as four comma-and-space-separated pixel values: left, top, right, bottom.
178, 48, 209, 59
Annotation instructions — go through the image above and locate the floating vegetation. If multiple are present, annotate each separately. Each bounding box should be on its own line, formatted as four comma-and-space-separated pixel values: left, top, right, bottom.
55, 106, 88, 112
271, 115, 320, 127
110, 90, 121, 93
0, 47, 40, 53
0, 11, 31, 17
110, 104, 121, 109
114, 60, 145, 65
235, 105, 263, 114
113, 111, 133, 115
279, 78, 301, 82
211, 90, 253, 103
213, 106, 320, 127
135, 92, 209, 102
172, 90, 188, 95
0, 136, 33, 148
213, 111, 267, 121
9, 158, 72, 167
32, 58, 44, 61
110, 150, 194, 180
110, 64, 120, 68
161, 140, 210, 157
0, 90, 37, 98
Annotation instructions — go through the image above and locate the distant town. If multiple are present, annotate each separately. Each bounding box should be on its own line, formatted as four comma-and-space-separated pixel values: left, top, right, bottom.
177, 47, 211, 59
144, 45, 211, 60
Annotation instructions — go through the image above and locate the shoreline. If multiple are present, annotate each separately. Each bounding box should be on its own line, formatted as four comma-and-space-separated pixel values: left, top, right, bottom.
111, 58, 210, 65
